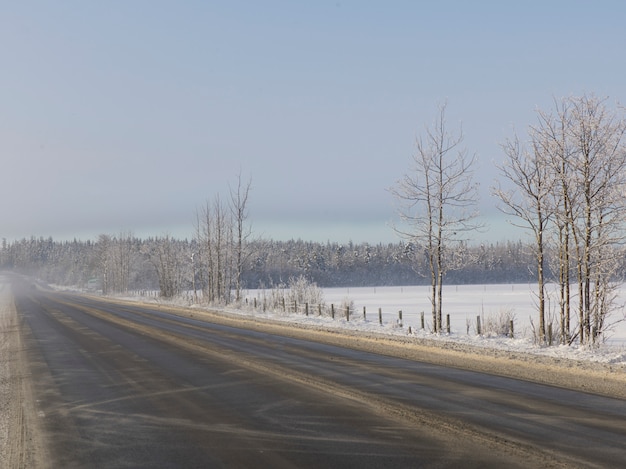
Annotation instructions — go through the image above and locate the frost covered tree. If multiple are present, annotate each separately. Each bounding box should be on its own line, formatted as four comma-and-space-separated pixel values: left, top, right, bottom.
112, 231, 133, 294
392, 103, 481, 333
496, 94, 626, 345
196, 195, 232, 303
96, 234, 113, 295
560, 95, 626, 344
194, 174, 253, 304
494, 134, 554, 344
230, 173, 252, 302
94, 232, 137, 294
146, 235, 183, 298
531, 100, 575, 343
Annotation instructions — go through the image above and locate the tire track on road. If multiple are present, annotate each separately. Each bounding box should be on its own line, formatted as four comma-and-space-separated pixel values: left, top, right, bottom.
45, 294, 575, 468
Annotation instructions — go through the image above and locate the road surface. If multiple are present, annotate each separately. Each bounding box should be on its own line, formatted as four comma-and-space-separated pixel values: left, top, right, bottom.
5, 277, 626, 468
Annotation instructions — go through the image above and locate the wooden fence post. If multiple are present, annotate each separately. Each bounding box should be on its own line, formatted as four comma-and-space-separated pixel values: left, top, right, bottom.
346, 305, 350, 321
378, 307, 382, 325
421, 311, 425, 330
398, 310, 403, 327
331, 304, 335, 319
305, 303, 309, 316
363, 306, 366, 320
446, 314, 450, 334
477, 316, 482, 335
509, 319, 514, 338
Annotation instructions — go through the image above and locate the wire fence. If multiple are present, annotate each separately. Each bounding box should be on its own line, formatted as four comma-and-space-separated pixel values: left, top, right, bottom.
126, 289, 516, 338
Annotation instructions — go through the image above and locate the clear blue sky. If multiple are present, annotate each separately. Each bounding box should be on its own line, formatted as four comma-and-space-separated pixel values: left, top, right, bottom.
1, 1, 624, 244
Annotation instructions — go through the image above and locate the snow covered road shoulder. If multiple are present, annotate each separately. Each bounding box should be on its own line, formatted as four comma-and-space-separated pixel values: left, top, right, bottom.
0, 278, 46, 469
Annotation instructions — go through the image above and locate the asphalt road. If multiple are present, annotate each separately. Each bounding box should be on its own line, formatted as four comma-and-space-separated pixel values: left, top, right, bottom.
12, 279, 626, 468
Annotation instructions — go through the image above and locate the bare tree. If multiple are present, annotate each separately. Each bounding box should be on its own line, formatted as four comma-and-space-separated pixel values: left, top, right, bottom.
147, 235, 182, 298
193, 173, 254, 305
96, 234, 112, 295
230, 173, 252, 302
565, 95, 626, 344
113, 231, 133, 294
532, 99, 576, 343
494, 134, 555, 344
392, 103, 481, 333
197, 194, 233, 304
496, 94, 626, 345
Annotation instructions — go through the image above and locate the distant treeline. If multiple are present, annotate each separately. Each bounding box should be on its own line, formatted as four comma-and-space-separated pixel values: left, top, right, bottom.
246, 238, 538, 286
0, 235, 545, 291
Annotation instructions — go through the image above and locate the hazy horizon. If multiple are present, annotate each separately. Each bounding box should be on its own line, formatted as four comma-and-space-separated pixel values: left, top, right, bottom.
2, 2, 624, 244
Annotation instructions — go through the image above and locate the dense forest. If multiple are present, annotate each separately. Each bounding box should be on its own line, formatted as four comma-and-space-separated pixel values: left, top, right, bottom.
1, 234, 546, 293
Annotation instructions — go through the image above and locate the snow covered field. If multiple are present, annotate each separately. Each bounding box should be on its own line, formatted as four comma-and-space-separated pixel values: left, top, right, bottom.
241, 283, 626, 366
323, 283, 626, 345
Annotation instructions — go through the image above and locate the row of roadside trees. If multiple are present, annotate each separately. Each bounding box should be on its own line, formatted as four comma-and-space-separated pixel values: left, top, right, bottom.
496, 95, 626, 345
394, 94, 626, 345
141, 173, 253, 302
192, 174, 252, 303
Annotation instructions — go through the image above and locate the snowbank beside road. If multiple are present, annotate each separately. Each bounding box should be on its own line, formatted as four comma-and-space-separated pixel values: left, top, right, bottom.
234, 283, 626, 368
224, 298, 626, 370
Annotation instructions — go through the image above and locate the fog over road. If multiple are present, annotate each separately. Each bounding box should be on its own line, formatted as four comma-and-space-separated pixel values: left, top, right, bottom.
7, 277, 626, 468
